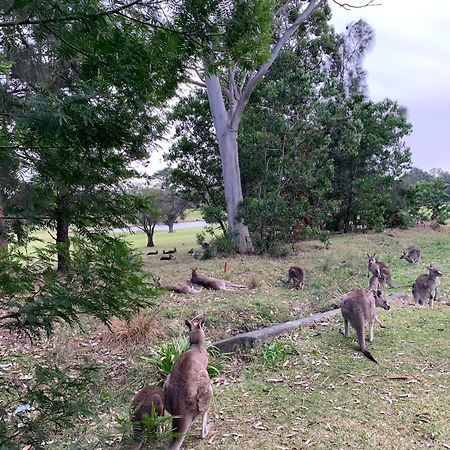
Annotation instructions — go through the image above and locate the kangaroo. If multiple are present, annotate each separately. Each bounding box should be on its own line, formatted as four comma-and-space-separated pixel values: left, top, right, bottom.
190, 268, 246, 290
147, 250, 158, 255
368, 275, 386, 328
287, 266, 305, 290
400, 248, 421, 264
154, 278, 201, 295
160, 254, 174, 261
366, 253, 400, 289
130, 385, 164, 450
340, 288, 390, 363
412, 264, 442, 308
163, 248, 177, 255
164, 318, 212, 450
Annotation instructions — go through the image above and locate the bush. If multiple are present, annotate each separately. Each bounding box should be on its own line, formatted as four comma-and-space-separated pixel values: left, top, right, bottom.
143, 337, 223, 384
395, 209, 416, 229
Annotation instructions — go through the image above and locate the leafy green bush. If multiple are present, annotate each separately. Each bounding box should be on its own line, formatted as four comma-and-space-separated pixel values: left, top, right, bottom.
0, 235, 158, 338
0, 361, 99, 449
143, 337, 223, 384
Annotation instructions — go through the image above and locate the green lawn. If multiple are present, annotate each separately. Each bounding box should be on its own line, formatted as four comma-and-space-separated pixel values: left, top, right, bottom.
2, 225, 449, 449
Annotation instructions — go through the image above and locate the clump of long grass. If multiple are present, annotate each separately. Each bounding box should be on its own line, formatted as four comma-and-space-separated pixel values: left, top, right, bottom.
102, 313, 161, 346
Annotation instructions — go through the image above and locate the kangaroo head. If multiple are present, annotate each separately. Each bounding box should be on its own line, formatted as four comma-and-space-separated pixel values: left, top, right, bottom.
400, 251, 407, 259
427, 265, 442, 277
366, 253, 376, 264
154, 277, 161, 288
373, 290, 390, 310
185, 318, 205, 345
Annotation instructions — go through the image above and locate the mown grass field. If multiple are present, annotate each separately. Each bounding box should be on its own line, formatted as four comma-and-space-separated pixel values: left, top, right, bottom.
1, 225, 449, 449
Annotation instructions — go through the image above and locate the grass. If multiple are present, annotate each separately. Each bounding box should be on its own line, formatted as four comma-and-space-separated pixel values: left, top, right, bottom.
191, 305, 449, 450
1, 225, 449, 449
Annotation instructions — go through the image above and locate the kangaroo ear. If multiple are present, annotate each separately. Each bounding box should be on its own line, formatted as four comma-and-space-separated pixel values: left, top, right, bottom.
199, 318, 205, 328
185, 319, 192, 330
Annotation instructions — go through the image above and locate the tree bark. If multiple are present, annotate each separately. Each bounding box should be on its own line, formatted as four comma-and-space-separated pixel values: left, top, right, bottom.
56, 217, 70, 271
205, 75, 254, 253
146, 231, 155, 247
0, 204, 7, 251
168, 222, 174, 233
55, 192, 70, 272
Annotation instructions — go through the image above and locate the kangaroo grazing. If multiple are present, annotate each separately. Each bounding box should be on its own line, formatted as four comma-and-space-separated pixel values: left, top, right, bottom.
130, 385, 164, 450
190, 268, 246, 290
164, 318, 212, 450
147, 250, 158, 255
163, 247, 177, 255
340, 288, 390, 363
160, 254, 174, 261
400, 248, 421, 264
155, 278, 201, 295
366, 253, 399, 289
287, 266, 305, 289
412, 264, 442, 308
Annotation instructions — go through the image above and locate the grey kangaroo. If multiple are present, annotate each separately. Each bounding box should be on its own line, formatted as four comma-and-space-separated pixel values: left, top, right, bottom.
164, 318, 212, 450
340, 288, 390, 363
400, 248, 421, 264
287, 266, 305, 290
130, 385, 164, 450
190, 268, 246, 290
366, 253, 400, 289
412, 264, 442, 308
155, 278, 201, 295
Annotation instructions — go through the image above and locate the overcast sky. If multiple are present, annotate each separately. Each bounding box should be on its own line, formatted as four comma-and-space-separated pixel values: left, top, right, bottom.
143, 1, 450, 175
331, 0, 450, 172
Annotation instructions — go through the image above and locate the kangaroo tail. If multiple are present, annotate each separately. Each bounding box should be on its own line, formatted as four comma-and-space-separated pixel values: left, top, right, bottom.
355, 321, 378, 364
386, 278, 402, 289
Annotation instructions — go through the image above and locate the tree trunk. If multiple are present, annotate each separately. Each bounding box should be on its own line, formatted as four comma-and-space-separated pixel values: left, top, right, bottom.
55, 192, 70, 272
56, 217, 70, 272
0, 204, 7, 252
205, 75, 254, 253
168, 222, 174, 233
146, 231, 155, 247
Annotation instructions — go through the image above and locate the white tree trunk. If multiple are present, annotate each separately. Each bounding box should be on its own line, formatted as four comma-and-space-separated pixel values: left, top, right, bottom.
205, 75, 254, 253
202, 1, 323, 253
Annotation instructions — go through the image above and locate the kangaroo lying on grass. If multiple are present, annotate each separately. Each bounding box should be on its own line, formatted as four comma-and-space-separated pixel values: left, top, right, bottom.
130, 385, 164, 450
400, 247, 421, 264
160, 254, 174, 261
190, 268, 246, 290
366, 253, 400, 289
287, 266, 305, 290
163, 248, 177, 255
340, 288, 390, 364
412, 264, 442, 308
164, 318, 212, 450
155, 277, 201, 295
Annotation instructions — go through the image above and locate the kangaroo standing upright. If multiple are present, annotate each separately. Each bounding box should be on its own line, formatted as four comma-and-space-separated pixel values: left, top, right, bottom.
366, 253, 399, 289
340, 288, 390, 363
287, 266, 305, 290
130, 385, 164, 450
164, 318, 212, 450
412, 264, 442, 308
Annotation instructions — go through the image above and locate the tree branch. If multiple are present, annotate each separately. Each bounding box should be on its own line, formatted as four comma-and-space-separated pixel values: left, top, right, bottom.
231, 0, 323, 130
331, 0, 380, 10
0, 0, 143, 28
185, 78, 206, 89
